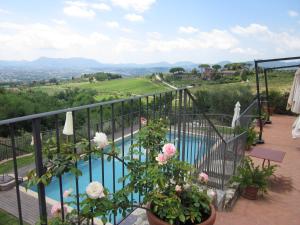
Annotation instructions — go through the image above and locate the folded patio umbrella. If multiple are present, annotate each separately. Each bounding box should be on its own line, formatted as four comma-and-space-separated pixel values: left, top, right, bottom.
292, 116, 300, 139
231, 101, 241, 128
287, 68, 300, 114
63, 111, 74, 136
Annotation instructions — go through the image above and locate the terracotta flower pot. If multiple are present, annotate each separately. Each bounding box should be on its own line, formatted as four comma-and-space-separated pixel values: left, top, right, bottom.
146, 204, 216, 225
242, 186, 259, 200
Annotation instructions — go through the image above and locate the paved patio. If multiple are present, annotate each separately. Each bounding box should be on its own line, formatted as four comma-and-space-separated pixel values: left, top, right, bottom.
216, 115, 300, 225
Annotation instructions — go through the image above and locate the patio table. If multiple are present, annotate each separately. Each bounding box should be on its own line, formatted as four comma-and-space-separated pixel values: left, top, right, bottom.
249, 147, 286, 167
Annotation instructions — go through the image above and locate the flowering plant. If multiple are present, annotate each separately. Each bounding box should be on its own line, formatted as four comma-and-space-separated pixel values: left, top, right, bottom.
118, 119, 212, 224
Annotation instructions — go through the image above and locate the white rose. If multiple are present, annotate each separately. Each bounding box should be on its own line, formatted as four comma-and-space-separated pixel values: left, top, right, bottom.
86, 181, 105, 199
93, 132, 108, 149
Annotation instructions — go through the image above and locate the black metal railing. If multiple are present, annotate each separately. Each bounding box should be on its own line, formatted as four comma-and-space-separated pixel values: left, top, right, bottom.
0, 88, 256, 225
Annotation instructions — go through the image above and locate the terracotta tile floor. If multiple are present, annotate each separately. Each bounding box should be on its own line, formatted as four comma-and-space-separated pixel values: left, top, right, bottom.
216, 115, 300, 225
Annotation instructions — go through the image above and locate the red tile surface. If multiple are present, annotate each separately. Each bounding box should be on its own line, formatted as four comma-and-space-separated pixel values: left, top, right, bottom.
215, 115, 300, 225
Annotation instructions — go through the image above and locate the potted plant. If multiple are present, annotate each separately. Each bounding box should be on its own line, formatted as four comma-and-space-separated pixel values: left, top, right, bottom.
119, 119, 216, 225
231, 157, 276, 200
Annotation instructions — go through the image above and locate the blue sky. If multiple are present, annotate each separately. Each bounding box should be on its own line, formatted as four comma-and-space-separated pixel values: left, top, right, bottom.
0, 0, 300, 63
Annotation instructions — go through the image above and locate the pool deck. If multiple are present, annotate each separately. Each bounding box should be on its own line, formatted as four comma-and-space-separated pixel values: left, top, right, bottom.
216, 115, 300, 225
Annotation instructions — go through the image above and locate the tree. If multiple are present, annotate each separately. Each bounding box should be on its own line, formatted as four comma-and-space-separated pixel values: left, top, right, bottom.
212, 64, 221, 71
169, 67, 185, 74
198, 64, 210, 69
191, 68, 198, 75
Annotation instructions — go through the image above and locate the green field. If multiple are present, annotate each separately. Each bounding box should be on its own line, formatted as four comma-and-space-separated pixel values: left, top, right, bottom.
185, 70, 295, 94
32, 77, 170, 101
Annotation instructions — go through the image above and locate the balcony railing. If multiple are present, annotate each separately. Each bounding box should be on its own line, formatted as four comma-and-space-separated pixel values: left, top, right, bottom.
0, 88, 257, 225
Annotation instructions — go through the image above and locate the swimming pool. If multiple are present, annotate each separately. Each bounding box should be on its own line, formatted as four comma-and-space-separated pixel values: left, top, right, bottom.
30, 131, 206, 223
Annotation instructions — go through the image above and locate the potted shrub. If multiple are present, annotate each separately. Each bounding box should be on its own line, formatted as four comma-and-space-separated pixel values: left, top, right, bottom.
231, 157, 276, 200
121, 119, 216, 225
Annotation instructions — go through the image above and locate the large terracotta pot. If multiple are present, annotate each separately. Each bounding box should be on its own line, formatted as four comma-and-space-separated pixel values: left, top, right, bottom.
146, 204, 216, 225
242, 186, 258, 200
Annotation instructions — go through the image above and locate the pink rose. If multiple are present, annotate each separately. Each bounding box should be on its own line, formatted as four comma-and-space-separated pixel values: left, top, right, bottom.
63, 188, 73, 198
51, 203, 67, 217
175, 185, 182, 192
198, 172, 209, 183
155, 153, 168, 165
162, 143, 176, 159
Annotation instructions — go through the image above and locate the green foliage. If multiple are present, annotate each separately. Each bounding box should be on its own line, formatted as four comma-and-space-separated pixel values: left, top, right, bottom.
191, 68, 198, 75
120, 120, 211, 224
82, 72, 122, 81
136, 119, 168, 160
212, 64, 221, 71
231, 157, 276, 193
198, 64, 210, 69
169, 67, 185, 74
26, 138, 81, 188
246, 126, 257, 149
194, 85, 254, 114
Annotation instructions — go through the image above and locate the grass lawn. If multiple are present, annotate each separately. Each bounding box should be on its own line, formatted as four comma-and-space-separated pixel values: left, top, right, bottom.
0, 154, 35, 174
32, 77, 170, 101
0, 209, 29, 225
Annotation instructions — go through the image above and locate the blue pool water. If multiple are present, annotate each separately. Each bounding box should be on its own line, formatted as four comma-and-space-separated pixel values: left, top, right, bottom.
30, 132, 206, 222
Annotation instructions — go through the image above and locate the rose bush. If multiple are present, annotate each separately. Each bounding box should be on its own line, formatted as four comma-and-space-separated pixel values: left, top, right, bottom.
29, 119, 213, 225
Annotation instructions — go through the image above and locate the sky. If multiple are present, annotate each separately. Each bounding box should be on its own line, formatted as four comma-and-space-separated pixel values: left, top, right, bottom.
0, 0, 300, 64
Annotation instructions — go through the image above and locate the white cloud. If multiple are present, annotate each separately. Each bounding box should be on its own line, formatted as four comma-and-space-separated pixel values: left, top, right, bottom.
121, 27, 133, 33
63, 1, 110, 18
231, 23, 300, 51
231, 23, 270, 36
178, 26, 198, 34
52, 19, 67, 25
288, 10, 299, 17
0, 21, 110, 60
230, 47, 260, 55
111, 0, 156, 13
145, 29, 238, 52
124, 13, 144, 22
64, 5, 95, 18
147, 32, 161, 39
91, 3, 111, 11
106, 21, 120, 29
0, 8, 11, 14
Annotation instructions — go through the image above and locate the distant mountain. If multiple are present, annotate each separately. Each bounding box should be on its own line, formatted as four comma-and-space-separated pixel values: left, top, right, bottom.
0, 57, 201, 82
29, 57, 103, 68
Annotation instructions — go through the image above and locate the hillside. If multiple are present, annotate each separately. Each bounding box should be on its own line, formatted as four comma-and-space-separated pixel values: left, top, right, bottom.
31, 77, 170, 101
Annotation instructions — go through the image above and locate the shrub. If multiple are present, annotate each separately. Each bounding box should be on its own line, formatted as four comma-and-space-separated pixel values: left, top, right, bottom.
194, 85, 254, 114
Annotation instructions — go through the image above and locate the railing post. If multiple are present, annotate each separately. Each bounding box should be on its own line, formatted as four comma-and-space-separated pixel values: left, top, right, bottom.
177, 90, 183, 158
233, 138, 238, 175
255, 61, 264, 144
221, 142, 227, 190
181, 90, 187, 161
264, 69, 272, 124
32, 119, 47, 225
9, 124, 23, 225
